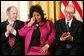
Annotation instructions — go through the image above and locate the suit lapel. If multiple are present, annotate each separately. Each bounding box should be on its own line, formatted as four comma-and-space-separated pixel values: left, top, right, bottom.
13, 20, 16, 29
6, 20, 9, 25
62, 19, 67, 32
69, 19, 75, 33
62, 18, 76, 33
6, 19, 17, 29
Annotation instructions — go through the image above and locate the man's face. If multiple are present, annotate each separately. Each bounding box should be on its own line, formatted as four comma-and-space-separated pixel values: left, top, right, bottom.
7, 8, 18, 21
64, 6, 75, 21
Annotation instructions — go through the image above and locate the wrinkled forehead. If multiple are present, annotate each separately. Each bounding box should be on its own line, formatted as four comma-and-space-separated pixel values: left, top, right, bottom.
65, 5, 75, 12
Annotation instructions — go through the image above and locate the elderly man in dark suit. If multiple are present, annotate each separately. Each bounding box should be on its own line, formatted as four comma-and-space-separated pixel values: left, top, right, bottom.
54, 5, 83, 55
1, 6, 24, 55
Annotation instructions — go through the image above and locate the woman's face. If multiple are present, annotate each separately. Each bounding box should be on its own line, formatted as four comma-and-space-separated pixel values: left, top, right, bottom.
32, 11, 41, 23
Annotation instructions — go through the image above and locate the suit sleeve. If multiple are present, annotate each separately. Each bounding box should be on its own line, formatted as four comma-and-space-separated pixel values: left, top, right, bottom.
72, 22, 83, 46
54, 22, 61, 43
1, 22, 9, 43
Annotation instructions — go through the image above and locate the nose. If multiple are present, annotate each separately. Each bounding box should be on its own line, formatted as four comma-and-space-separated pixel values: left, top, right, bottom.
34, 16, 37, 19
67, 13, 70, 17
14, 13, 17, 17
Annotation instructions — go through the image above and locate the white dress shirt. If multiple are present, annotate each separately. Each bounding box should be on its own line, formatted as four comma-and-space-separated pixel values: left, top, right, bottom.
65, 18, 73, 27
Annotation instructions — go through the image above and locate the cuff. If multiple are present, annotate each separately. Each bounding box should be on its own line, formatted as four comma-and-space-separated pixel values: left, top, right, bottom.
71, 36, 73, 41
12, 29, 16, 36
60, 37, 63, 41
45, 44, 49, 48
5, 31, 9, 38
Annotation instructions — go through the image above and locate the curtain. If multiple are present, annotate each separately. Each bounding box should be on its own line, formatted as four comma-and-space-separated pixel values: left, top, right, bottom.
29, 1, 60, 23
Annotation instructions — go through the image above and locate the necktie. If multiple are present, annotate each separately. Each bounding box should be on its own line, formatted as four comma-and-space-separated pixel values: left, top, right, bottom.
65, 22, 72, 49
9, 34, 15, 47
66, 22, 69, 32
8, 22, 16, 47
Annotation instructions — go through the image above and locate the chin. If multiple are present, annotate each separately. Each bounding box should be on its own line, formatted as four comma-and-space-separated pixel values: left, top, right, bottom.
67, 18, 72, 21
12, 19, 16, 21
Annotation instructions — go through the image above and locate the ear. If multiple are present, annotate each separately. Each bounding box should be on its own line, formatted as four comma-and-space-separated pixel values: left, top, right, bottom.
7, 11, 10, 16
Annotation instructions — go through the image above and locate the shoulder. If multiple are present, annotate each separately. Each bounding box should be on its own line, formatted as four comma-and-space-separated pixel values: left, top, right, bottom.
15, 20, 24, 26
44, 20, 54, 28
1, 20, 7, 25
15, 20, 24, 23
42, 20, 54, 27
57, 19, 64, 22
46, 20, 54, 25
54, 19, 65, 25
40, 20, 54, 27
73, 19, 83, 26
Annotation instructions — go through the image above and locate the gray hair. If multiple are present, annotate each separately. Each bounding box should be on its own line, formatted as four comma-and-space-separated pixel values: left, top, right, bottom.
64, 5, 75, 13
6, 6, 18, 13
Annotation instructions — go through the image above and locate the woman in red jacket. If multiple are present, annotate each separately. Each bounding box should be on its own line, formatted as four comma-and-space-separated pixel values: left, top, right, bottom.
18, 5, 56, 55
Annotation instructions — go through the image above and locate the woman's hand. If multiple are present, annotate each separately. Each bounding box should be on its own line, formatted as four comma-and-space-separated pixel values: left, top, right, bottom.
28, 17, 36, 26
40, 44, 49, 54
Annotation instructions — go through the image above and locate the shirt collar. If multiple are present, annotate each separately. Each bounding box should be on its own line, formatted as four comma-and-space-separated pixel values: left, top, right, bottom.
8, 18, 15, 26
65, 18, 73, 27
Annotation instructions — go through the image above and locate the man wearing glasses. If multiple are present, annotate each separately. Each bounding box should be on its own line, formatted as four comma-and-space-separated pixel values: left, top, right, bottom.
54, 5, 83, 55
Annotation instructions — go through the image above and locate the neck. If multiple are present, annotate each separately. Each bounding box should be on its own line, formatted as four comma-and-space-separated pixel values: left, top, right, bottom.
8, 18, 16, 22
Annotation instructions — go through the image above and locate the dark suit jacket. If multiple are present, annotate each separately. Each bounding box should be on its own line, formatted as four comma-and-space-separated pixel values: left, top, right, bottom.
1, 20, 24, 55
54, 18, 83, 48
